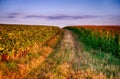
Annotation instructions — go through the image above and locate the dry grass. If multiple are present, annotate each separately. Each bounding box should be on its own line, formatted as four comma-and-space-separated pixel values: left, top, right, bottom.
25, 30, 120, 79
0, 33, 61, 79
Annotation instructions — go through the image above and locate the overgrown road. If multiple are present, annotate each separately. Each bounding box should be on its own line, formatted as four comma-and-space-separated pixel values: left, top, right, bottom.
25, 30, 107, 79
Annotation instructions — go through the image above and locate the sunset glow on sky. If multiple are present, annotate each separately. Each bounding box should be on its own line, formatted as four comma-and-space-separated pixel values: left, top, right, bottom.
0, 0, 120, 27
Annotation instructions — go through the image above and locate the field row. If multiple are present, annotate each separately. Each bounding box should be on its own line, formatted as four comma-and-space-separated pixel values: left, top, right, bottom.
65, 26, 120, 58
0, 24, 61, 61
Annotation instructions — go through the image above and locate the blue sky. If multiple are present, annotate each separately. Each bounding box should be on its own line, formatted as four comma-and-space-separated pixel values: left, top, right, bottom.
0, 0, 120, 27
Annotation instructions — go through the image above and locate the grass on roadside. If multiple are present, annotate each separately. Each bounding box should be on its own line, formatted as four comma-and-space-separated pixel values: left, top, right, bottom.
64, 27, 120, 78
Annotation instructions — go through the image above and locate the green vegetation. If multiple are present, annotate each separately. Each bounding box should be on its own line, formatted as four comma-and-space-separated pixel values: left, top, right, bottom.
0, 24, 60, 61
64, 26, 120, 78
1, 24, 120, 78
0, 24, 63, 78
64, 26, 120, 58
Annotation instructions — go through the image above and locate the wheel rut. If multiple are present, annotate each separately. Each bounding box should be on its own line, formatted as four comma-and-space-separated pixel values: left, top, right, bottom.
25, 30, 106, 79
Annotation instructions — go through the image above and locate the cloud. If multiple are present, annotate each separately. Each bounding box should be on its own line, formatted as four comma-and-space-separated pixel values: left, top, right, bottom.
109, 15, 120, 20
5, 12, 22, 18
9, 13, 21, 16
6, 15, 16, 18
25, 15, 98, 20
25, 15, 45, 18
3, 12, 99, 20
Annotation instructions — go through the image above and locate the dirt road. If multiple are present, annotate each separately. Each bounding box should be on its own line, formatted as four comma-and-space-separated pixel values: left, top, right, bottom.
25, 30, 107, 79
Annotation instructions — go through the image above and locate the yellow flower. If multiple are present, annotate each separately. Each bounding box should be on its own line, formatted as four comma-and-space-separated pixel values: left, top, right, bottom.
0, 47, 4, 51
0, 36, 2, 39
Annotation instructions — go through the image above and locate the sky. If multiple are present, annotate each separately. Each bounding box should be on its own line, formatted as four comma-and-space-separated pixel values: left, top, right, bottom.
0, 0, 120, 27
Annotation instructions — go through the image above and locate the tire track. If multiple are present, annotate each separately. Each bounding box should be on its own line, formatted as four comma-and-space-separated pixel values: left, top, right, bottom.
25, 30, 107, 79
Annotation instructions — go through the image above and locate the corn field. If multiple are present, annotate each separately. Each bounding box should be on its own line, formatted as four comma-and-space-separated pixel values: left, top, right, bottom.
64, 26, 120, 58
